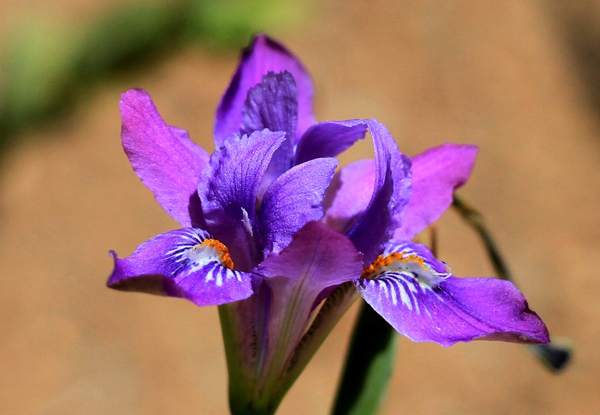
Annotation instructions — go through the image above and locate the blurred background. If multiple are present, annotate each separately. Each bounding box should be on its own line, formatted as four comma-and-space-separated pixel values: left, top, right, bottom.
1, 0, 599, 413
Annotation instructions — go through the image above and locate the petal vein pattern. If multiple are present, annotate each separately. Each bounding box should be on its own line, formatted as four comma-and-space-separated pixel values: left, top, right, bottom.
241, 71, 298, 146
199, 129, 286, 270
355, 241, 549, 346
108, 228, 253, 307
241, 71, 298, 189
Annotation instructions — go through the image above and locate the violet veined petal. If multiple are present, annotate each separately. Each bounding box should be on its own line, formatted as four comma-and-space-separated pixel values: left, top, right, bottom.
355, 241, 549, 346
199, 129, 286, 271
394, 144, 478, 240
255, 222, 363, 368
120, 89, 209, 227
241, 71, 298, 186
241, 71, 298, 145
215, 34, 315, 147
258, 157, 338, 254
294, 119, 367, 165
346, 119, 412, 265
323, 159, 375, 233
107, 228, 253, 307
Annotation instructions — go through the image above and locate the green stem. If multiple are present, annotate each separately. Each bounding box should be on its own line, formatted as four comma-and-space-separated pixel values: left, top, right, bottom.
219, 302, 279, 415
331, 301, 398, 415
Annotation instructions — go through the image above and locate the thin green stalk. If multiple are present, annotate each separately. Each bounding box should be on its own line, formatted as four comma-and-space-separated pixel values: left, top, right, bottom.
219, 301, 278, 415
331, 301, 398, 415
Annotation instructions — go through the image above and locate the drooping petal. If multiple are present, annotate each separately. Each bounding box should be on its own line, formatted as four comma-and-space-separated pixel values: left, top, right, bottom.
199, 129, 286, 271
294, 119, 367, 165
120, 89, 209, 227
215, 34, 315, 147
346, 119, 412, 265
394, 144, 478, 240
107, 228, 253, 307
323, 159, 375, 233
355, 241, 549, 346
255, 222, 363, 379
241, 71, 298, 187
258, 157, 338, 254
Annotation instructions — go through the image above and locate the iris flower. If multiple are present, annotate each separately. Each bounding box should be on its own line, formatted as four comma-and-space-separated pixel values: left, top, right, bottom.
107, 35, 549, 414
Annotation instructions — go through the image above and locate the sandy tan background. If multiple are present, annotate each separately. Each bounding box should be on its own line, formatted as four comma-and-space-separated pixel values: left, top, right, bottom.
1, 0, 599, 414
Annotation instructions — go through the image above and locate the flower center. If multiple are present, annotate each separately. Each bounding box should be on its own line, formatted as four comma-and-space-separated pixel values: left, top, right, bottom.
190, 239, 234, 269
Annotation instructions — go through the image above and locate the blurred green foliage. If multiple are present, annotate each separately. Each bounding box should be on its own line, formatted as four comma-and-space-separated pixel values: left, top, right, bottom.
0, 0, 303, 147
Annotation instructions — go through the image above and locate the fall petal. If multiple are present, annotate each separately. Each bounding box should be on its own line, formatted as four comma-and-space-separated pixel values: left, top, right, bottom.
108, 228, 253, 307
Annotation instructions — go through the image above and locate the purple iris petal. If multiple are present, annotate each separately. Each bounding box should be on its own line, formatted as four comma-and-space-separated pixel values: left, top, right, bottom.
324, 159, 375, 233
241, 71, 298, 145
258, 158, 339, 254
120, 89, 209, 227
346, 119, 412, 265
256, 221, 363, 368
199, 129, 286, 271
355, 241, 549, 346
241, 71, 298, 190
108, 228, 254, 307
215, 34, 315, 147
294, 119, 367, 165
394, 144, 478, 240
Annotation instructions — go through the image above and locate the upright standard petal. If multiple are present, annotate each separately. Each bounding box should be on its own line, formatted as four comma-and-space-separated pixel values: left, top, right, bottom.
215, 34, 315, 147
120, 89, 209, 227
294, 119, 367, 165
199, 129, 286, 271
107, 228, 253, 307
258, 157, 338, 254
346, 120, 412, 264
355, 241, 549, 346
241, 71, 298, 186
241, 71, 298, 144
394, 144, 478, 240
